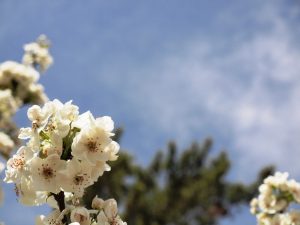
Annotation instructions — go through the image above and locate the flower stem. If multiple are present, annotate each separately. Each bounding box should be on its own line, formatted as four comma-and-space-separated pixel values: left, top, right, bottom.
61, 126, 80, 160
53, 191, 69, 224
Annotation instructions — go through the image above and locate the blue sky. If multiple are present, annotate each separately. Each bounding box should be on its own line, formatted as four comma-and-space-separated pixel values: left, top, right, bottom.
1, 0, 300, 224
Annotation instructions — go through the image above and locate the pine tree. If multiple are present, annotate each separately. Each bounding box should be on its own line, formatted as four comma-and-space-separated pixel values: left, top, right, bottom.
83, 128, 274, 225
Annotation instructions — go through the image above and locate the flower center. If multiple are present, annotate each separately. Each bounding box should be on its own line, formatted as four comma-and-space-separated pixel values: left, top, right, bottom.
45, 118, 56, 132
74, 175, 84, 185
42, 166, 54, 179
10, 158, 25, 169
86, 140, 98, 152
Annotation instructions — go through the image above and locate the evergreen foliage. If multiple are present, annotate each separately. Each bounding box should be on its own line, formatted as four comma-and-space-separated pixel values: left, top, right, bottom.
83, 128, 274, 225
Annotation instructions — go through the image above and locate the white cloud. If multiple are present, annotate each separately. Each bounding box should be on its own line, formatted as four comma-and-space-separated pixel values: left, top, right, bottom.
225, 4, 300, 179
116, 1, 300, 180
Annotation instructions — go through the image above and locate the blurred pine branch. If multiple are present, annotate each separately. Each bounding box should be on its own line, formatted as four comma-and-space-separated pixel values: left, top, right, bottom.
83, 128, 274, 225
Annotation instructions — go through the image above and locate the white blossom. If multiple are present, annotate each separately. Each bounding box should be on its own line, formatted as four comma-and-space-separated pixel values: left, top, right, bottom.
60, 159, 94, 197
27, 105, 51, 131
30, 154, 66, 193
71, 112, 114, 164
106, 141, 119, 161
4, 146, 33, 183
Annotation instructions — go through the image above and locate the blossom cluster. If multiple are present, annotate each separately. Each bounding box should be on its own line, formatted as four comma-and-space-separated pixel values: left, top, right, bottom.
22, 34, 53, 72
4, 99, 126, 225
0, 132, 14, 159
0, 35, 52, 159
36, 196, 126, 225
0, 61, 48, 106
1, 36, 126, 225
250, 172, 300, 225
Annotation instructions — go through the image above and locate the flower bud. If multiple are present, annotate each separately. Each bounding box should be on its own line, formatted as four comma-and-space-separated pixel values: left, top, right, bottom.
104, 199, 118, 219
92, 195, 104, 209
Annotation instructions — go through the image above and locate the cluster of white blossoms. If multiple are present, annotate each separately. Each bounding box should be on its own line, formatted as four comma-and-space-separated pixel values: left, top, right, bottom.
1, 36, 126, 225
22, 34, 53, 72
4, 99, 126, 225
0, 89, 18, 119
0, 132, 14, 158
0, 35, 52, 159
0, 59, 48, 107
36, 196, 126, 225
251, 172, 300, 225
